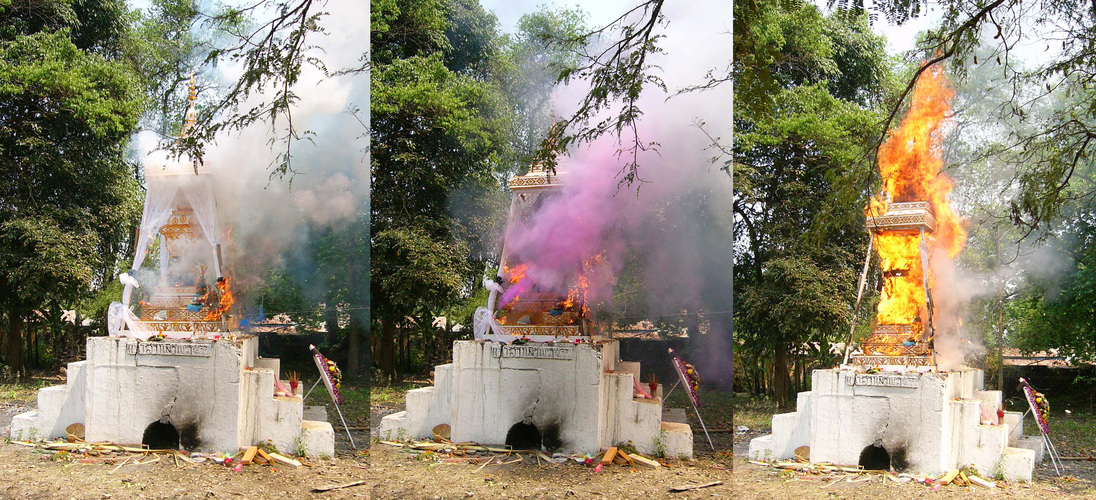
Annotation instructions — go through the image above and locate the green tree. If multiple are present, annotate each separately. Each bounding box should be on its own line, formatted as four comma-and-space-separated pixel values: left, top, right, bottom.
495, 6, 586, 172
370, 0, 509, 383
834, 0, 1096, 234
733, 4, 892, 408
0, 20, 144, 374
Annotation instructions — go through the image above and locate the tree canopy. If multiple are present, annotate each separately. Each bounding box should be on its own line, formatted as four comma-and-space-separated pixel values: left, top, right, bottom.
733, 1, 894, 407
0, 1, 145, 374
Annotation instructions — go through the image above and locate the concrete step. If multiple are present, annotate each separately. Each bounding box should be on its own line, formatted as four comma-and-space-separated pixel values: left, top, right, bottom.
37, 385, 66, 416
1004, 410, 1023, 445
748, 434, 774, 461
660, 421, 693, 459
1014, 435, 1045, 464
9, 411, 40, 441
378, 411, 409, 441
301, 420, 335, 457
1001, 446, 1035, 482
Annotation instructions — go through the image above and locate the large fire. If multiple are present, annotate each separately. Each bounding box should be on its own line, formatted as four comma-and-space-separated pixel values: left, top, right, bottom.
496, 251, 602, 325
870, 66, 967, 328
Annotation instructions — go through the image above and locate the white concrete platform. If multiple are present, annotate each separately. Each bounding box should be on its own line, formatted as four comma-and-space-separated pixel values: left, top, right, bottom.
380, 339, 692, 458
10, 336, 334, 457
749, 368, 1036, 482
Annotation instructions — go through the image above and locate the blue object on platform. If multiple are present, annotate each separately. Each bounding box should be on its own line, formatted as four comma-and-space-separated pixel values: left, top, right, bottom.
186, 304, 202, 312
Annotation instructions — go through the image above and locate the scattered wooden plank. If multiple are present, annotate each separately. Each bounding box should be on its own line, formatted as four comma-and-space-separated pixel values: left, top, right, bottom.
378, 440, 405, 447
617, 451, 635, 466
940, 469, 960, 485
241, 446, 258, 465
958, 470, 970, 486
267, 452, 302, 468
669, 481, 722, 492
135, 455, 161, 466
630, 454, 661, 468
601, 447, 618, 466
968, 475, 996, 488
256, 448, 274, 464
311, 480, 368, 493
612, 454, 628, 466
45, 443, 85, 451
412, 443, 450, 451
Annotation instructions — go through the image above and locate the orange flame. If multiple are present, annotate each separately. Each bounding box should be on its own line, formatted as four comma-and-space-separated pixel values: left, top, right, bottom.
503, 264, 528, 284
572, 252, 603, 317
871, 65, 967, 327
562, 289, 577, 310
203, 276, 235, 321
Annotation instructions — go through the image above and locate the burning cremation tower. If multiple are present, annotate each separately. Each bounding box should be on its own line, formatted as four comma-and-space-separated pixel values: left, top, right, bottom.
852, 201, 937, 367
379, 157, 694, 457
10, 78, 335, 456
748, 67, 1043, 481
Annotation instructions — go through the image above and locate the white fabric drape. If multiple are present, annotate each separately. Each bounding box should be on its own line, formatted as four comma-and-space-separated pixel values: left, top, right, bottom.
117, 171, 222, 338
473, 307, 516, 343
108, 301, 152, 339
180, 174, 221, 276
123, 176, 178, 308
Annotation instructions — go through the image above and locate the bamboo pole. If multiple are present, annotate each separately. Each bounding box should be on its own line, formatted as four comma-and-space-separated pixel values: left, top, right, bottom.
843, 231, 875, 366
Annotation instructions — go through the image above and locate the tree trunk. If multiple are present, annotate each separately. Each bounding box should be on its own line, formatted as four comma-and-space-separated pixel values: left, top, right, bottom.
347, 314, 361, 378
773, 345, 793, 410
995, 226, 1005, 392
6, 313, 24, 376
380, 317, 396, 384
325, 302, 340, 349
31, 323, 38, 369
686, 310, 700, 338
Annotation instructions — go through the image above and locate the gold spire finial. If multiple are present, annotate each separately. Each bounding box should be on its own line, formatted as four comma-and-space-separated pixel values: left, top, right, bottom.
180, 73, 197, 138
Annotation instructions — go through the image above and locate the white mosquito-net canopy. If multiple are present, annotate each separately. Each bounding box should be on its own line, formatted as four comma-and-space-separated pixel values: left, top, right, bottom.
112, 154, 223, 338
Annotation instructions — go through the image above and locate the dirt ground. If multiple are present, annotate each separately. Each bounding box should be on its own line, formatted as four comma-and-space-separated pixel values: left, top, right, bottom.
1, 398, 730, 499
732, 428, 1096, 499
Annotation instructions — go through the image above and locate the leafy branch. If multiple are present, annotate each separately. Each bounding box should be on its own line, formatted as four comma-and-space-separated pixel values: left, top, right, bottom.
536, 0, 668, 188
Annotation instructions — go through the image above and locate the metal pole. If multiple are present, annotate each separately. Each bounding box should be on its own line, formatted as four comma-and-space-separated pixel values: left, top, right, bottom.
333, 400, 357, 449
303, 378, 322, 401
843, 232, 875, 366
691, 403, 715, 451
662, 379, 681, 402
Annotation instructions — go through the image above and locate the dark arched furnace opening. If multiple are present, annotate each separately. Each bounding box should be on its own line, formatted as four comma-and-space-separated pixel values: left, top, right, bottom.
858, 443, 891, 471
505, 421, 541, 451
142, 420, 180, 450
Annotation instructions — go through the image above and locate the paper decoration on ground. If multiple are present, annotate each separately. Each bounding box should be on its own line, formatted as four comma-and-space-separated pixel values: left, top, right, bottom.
310, 345, 342, 405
